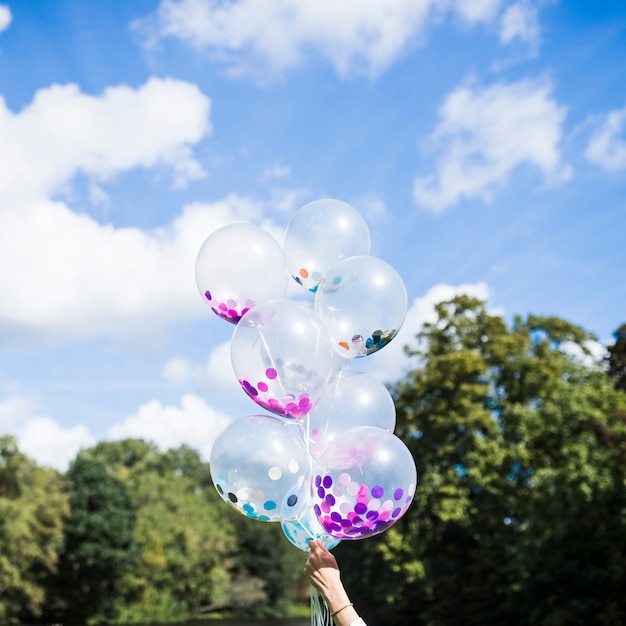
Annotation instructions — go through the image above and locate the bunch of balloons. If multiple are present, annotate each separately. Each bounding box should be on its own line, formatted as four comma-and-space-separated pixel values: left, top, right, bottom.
195, 198, 417, 554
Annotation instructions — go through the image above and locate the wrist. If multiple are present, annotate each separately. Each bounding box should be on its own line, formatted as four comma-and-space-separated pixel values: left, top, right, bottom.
322, 587, 359, 626
323, 586, 351, 614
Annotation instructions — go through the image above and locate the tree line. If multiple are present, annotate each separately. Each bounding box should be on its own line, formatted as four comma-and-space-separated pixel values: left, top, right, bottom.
1, 297, 625, 625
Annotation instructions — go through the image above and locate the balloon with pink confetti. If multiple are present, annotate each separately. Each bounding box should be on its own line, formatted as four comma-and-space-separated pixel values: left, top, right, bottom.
195, 223, 290, 324
311, 426, 417, 540
230, 299, 335, 421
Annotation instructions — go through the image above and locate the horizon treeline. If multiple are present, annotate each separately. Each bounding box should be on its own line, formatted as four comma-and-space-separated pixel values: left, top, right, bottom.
2, 296, 626, 626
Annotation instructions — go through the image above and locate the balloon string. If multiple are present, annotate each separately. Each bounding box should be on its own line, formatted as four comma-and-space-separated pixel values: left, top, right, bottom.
310, 585, 332, 626
319, 361, 348, 444
251, 325, 288, 397
300, 409, 314, 457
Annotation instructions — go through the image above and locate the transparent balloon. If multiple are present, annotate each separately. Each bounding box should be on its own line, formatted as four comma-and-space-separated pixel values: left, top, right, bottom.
283, 199, 371, 293
195, 223, 290, 324
306, 370, 396, 458
231, 299, 335, 421
315, 255, 408, 359
312, 426, 417, 540
210, 415, 311, 522
281, 504, 342, 552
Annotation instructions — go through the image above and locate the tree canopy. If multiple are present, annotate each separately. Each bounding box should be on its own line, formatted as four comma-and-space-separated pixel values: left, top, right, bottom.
0, 437, 69, 625
607, 323, 626, 392
339, 296, 626, 626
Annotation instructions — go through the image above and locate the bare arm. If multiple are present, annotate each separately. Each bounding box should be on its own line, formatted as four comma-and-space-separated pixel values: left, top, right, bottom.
303, 540, 363, 626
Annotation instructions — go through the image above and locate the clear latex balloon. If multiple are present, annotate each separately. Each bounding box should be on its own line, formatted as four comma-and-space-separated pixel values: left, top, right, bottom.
210, 414, 310, 522
230, 299, 335, 421
283, 199, 371, 293
195, 223, 290, 324
281, 504, 342, 552
312, 426, 417, 540
314, 255, 408, 359
306, 369, 396, 458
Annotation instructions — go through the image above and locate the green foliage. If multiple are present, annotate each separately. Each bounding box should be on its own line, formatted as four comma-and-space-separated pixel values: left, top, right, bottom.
0, 436, 309, 624
43, 455, 139, 624
607, 323, 626, 392
0, 437, 69, 624
80, 440, 237, 623
226, 507, 308, 618
340, 296, 626, 626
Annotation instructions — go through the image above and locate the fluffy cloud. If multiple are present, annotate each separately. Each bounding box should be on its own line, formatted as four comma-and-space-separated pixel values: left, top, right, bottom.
0, 76, 296, 345
0, 77, 211, 204
108, 393, 233, 461
138, 0, 506, 79
585, 105, 626, 172
336, 282, 493, 384
162, 341, 241, 392
455, 0, 502, 24
499, 1, 540, 50
0, 4, 11, 33
0, 194, 270, 344
0, 395, 96, 471
413, 78, 571, 212
0, 391, 233, 470
560, 339, 608, 368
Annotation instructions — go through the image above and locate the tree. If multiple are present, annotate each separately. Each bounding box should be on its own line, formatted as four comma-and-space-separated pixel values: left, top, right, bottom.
226, 507, 307, 619
0, 437, 69, 624
607, 323, 626, 392
43, 455, 138, 624
338, 296, 626, 626
81, 440, 239, 623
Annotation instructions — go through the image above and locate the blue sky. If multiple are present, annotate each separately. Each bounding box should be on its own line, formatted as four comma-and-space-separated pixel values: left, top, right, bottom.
0, 0, 624, 471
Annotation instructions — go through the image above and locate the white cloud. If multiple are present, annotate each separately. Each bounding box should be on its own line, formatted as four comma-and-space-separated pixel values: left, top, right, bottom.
0, 395, 96, 471
162, 342, 240, 393
499, 1, 540, 51
413, 78, 571, 212
19, 417, 96, 472
359, 281, 494, 383
108, 393, 233, 460
352, 192, 390, 223
0, 192, 272, 344
163, 355, 198, 384
0, 77, 292, 345
585, 106, 626, 172
0, 77, 211, 204
560, 339, 608, 368
266, 187, 310, 214
0, 4, 11, 33
259, 163, 291, 184
455, 0, 502, 24
138, 0, 506, 80
0, 391, 234, 469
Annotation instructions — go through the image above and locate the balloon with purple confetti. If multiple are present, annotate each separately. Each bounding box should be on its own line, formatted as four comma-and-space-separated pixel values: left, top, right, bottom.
311, 426, 417, 540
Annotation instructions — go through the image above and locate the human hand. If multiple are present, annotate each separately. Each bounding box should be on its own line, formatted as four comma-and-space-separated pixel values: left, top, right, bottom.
304, 540, 359, 626
303, 539, 342, 594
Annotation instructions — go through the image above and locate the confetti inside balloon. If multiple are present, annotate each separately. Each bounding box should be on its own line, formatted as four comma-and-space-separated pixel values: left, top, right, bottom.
195, 223, 290, 324
210, 415, 311, 522
283, 199, 371, 293
312, 426, 417, 540
231, 299, 335, 420
281, 505, 342, 552
315, 255, 408, 359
